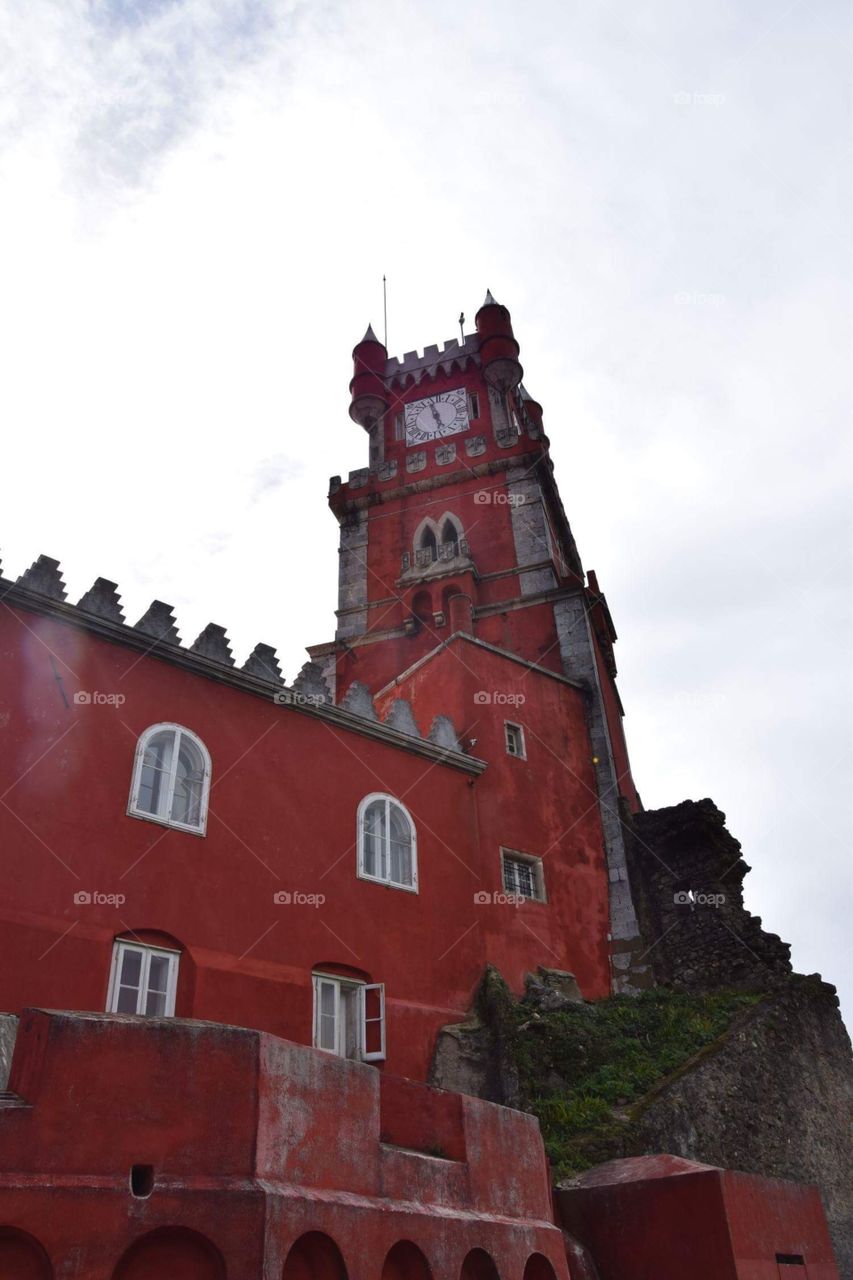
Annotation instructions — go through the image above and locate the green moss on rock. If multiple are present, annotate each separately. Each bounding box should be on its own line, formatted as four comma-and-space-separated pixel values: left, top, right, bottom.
505, 986, 760, 1179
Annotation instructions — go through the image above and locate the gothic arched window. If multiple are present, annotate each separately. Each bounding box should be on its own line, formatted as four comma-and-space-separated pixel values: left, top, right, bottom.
357, 794, 418, 891
128, 723, 211, 834
441, 519, 460, 556
420, 526, 438, 562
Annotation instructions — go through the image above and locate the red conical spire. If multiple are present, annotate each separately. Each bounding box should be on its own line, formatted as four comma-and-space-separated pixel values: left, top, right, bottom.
349, 322, 389, 430
475, 290, 522, 392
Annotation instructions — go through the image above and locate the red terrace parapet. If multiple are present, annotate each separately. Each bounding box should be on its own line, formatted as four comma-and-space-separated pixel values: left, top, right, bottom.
555, 1155, 839, 1280
0, 1009, 569, 1278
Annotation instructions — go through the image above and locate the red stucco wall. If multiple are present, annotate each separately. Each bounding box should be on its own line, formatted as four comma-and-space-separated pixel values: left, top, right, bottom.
0, 599, 610, 1083
0, 1008, 569, 1279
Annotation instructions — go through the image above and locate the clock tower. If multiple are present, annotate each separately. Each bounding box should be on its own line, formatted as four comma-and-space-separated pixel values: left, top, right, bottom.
309, 291, 647, 991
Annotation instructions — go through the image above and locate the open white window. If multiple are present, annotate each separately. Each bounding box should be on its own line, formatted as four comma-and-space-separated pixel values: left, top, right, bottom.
107, 940, 179, 1016
312, 973, 386, 1061
357, 794, 418, 892
504, 721, 526, 759
128, 723, 211, 834
501, 849, 546, 902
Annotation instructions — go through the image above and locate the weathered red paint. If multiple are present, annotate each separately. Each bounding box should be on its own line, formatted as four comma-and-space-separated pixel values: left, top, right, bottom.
0, 593, 610, 1079
0, 301, 841, 1277
0, 1009, 570, 1279
555, 1156, 839, 1280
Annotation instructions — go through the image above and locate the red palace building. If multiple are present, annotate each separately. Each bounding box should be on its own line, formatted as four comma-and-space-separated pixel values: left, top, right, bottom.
0, 295, 839, 1277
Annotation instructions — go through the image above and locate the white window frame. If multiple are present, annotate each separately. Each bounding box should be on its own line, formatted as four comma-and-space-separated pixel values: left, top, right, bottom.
504, 721, 526, 759
107, 940, 180, 1017
501, 848, 547, 903
468, 392, 480, 420
356, 793, 419, 893
311, 973, 386, 1062
127, 722, 212, 835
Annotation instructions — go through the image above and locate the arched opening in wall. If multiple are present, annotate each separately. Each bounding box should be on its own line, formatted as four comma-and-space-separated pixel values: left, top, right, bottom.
0, 1229, 53, 1280
112, 1227, 225, 1280
419, 526, 438, 562
460, 1248, 500, 1280
441, 519, 460, 556
522, 1254, 557, 1280
282, 1232, 348, 1280
412, 590, 432, 626
129, 1163, 154, 1198
381, 1241, 432, 1280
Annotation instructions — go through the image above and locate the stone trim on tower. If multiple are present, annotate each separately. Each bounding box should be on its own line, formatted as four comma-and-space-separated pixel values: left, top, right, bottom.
553, 593, 648, 993
507, 465, 558, 597
336, 508, 369, 640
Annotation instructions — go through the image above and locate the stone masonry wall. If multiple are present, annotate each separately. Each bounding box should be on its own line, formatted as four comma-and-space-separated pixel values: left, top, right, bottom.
626, 798, 793, 991
634, 977, 853, 1276
554, 593, 647, 993
624, 798, 852, 1273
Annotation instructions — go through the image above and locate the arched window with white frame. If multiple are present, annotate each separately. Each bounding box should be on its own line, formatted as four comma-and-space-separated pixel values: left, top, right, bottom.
357, 794, 418, 892
128, 723, 211, 835
107, 938, 180, 1017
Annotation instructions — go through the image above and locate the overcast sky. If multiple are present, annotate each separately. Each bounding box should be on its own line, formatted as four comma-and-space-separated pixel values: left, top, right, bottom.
1, 0, 850, 1026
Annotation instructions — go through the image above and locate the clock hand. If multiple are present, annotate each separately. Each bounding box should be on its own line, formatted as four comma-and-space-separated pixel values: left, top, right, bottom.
429, 404, 444, 428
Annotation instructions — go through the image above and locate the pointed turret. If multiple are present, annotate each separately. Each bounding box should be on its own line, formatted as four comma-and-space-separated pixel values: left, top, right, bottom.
349, 322, 389, 431
475, 289, 523, 392
520, 383, 544, 433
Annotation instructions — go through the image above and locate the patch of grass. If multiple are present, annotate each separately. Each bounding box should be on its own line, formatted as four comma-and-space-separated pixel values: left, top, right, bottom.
508, 987, 760, 1180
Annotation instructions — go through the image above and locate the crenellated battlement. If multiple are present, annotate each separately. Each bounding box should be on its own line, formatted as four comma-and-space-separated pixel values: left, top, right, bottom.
384, 333, 481, 387
1, 552, 477, 772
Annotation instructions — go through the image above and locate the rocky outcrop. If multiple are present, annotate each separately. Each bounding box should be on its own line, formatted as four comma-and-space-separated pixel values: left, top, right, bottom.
431, 801, 853, 1276
625, 798, 792, 991
632, 976, 853, 1275
623, 799, 853, 1270
430, 966, 522, 1106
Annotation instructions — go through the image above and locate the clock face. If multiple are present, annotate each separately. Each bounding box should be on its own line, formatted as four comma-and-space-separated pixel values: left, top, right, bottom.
404, 388, 470, 445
